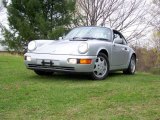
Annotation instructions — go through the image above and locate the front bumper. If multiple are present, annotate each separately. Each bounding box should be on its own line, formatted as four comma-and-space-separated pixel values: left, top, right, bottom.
24, 53, 97, 72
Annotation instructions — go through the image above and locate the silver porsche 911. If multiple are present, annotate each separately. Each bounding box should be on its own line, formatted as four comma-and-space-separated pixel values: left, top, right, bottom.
24, 26, 136, 80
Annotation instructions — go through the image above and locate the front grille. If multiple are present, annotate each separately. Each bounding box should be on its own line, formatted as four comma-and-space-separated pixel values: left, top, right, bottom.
28, 64, 75, 71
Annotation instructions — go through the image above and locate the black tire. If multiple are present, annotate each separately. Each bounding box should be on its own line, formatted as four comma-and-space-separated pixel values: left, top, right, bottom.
34, 70, 53, 76
123, 55, 136, 74
91, 53, 109, 80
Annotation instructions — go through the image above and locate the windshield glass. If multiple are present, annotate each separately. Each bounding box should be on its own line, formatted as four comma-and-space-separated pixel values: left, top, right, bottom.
64, 27, 112, 41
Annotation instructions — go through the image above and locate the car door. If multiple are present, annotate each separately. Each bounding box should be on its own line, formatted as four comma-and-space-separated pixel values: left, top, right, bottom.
121, 36, 130, 66
111, 31, 129, 68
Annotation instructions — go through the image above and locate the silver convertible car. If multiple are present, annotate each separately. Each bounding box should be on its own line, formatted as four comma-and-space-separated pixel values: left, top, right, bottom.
24, 26, 136, 80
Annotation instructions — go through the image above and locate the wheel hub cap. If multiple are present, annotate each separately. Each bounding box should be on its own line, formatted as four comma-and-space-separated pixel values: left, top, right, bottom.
131, 59, 135, 73
93, 56, 107, 78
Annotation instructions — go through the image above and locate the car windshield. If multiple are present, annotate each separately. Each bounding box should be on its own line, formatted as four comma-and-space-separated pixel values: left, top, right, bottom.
64, 27, 112, 41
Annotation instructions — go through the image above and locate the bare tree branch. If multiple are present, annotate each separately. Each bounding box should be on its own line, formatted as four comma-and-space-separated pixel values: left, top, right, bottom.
75, 0, 150, 42
150, 0, 160, 32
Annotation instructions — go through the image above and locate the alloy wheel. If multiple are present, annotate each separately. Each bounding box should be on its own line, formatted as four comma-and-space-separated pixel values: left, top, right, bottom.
93, 56, 108, 78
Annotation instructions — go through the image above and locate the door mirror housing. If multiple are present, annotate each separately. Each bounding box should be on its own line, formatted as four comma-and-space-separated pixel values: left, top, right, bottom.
114, 38, 123, 44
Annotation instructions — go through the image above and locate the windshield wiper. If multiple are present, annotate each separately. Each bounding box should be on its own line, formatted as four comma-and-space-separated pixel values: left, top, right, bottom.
81, 37, 95, 39
95, 38, 110, 41
70, 37, 110, 41
82, 37, 109, 41
69, 37, 88, 41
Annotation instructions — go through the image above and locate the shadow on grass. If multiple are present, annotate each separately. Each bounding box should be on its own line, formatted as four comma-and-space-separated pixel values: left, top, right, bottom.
109, 72, 125, 77
27, 72, 90, 82
26, 71, 127, 82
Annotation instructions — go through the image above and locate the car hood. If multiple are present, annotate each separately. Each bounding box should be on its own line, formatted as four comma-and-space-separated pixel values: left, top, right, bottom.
33, 40, 83, 55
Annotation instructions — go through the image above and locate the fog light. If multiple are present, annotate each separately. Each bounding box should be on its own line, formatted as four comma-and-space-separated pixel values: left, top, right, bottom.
26, 56, 31, 61
79, 59, 92, 64
68, 58, 77, 64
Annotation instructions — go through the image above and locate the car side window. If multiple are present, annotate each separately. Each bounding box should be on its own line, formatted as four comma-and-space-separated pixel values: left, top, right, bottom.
113, 31, 127, 45
114, 34, 120, 39
121, 37, 127, 45
121, 34, 128, 45
114, 33, 123, 44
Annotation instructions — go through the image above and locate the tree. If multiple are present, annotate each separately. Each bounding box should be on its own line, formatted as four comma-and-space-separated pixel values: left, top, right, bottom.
75, 0, 151, 42
150, 0, 160, 51
150, 0, 160, 32
0, 0, 8, 27
1, 27, 24, 52
0, 0, 5, 28
0, 0, 75, 52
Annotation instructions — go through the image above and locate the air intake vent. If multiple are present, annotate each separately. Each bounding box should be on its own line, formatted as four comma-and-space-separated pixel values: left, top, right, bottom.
28, 64, 75, 71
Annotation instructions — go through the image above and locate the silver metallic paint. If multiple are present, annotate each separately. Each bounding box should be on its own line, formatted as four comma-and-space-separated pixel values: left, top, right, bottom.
24, 27, 135, 73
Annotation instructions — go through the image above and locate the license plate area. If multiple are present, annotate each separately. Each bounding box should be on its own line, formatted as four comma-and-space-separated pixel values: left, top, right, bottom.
37, 59, 60, 66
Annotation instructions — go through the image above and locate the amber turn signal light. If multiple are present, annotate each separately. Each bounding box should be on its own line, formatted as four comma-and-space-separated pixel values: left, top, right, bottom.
79, 59, 92, 64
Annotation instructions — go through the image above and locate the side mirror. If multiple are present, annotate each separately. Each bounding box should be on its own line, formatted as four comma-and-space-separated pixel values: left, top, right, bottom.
114, 38, 123, 44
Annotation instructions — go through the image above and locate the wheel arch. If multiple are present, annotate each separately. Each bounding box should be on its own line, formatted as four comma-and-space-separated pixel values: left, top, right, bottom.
131, 53, 136, 63
92, 49, 110, 80
125, 51, 136, 68
97, 49, 110, 70
97, 49, 109, 57
132, 53, 136, 59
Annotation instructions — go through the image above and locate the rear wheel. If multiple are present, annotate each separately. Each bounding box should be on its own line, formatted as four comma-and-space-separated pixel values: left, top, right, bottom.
34, 70, 53, 76
123, 55, 136, 74
91, 53, 109, 80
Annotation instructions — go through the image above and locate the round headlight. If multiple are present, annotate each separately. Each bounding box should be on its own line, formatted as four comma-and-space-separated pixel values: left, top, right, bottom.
28, 41, 36, 51
78, 42, 88, 54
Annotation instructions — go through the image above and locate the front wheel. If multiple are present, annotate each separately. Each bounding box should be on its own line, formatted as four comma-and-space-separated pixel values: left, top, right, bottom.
34, 70, 54, 76
123, 55, 136, 74
91, 53, 109, 80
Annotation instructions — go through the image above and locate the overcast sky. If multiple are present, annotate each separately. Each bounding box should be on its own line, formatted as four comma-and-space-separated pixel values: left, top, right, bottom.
0, 0, 10, 50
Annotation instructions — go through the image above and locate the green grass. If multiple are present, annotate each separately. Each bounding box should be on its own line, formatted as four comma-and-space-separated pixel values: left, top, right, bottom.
0, 54, 160, 120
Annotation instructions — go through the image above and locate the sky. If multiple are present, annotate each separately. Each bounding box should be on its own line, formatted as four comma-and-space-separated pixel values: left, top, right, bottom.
0, 0, 9, 50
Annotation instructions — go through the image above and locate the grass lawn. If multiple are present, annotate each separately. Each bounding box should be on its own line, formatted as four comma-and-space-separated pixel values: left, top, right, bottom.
0, 54, 160, 120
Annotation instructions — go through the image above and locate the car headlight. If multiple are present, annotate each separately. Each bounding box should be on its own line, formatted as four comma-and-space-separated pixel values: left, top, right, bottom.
78, 42, 88, 54
28, 41, 36, 51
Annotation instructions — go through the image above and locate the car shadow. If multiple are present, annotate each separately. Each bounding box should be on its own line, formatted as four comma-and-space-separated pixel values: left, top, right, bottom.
108, 72, 125, 78
27, 71, 126, 82
27, 72, 91, 82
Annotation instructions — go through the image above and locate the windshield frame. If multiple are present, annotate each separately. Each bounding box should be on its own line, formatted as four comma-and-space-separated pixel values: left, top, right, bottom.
64, 27, 112, 41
